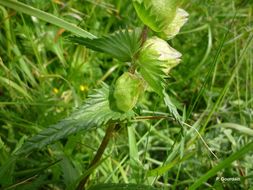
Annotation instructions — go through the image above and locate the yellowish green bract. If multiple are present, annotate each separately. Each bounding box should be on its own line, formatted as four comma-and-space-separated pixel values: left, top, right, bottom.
139, 36, 182, 74
113, 72, 144, 112
158, 8, 189, 40
133, 0, 179, 32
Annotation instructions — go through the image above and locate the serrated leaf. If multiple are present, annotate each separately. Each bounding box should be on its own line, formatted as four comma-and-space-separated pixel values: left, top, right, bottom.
16, 83, 134, 155
133, 0, 179, 32
138, 37, 181, 97
69, 29, 141, 62
163, 90, 182, 124
139, 59, 166, 96
88, 183, 161, 190
60, 156, 79, 187
133, 2, 165, 32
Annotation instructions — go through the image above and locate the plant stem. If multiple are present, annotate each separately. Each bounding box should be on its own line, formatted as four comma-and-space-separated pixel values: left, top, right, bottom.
134, 115, 170, 120
129, 26, 148, 74
140, 26, 148, 47
76, 123, 117, 190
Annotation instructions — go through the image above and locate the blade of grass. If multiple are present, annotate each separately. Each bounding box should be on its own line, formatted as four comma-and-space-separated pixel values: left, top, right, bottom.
128, 125, 141, 183
0, 6, 12, 56
202, 34, 253, 129
0, 0, 96, 39
147, 152, 194, 177
12, 44, 37, 86
212, 123, 253, 136
189, 140, 253, 190
0, 76, 32, 100
186, 26, 229, 119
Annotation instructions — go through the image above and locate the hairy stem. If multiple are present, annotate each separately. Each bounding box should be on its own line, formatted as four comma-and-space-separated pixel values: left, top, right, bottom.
129, 26, 148, 74
140, 25, 148, 47
76, 123, 117, 190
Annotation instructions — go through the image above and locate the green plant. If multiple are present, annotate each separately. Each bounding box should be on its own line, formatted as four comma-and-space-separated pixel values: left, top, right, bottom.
0, 0, 188, 189
1, 0, 252, 190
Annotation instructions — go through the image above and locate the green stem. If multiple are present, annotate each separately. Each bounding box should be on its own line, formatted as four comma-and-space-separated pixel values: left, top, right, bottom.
129, 26, 148, 74
76, 123, 117, 190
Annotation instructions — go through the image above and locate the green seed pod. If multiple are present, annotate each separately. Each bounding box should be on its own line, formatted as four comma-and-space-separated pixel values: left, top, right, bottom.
158, 8, 189, 40
139, 36, 181, 74
113, 72, 144, 112
133, 0, 180, 32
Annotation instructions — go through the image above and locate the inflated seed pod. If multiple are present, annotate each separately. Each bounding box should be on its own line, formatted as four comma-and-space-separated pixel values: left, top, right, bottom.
133, 0, 180, 32
113, 72, 144, 112
158, 8, 189, 40
139, 36, 182, 74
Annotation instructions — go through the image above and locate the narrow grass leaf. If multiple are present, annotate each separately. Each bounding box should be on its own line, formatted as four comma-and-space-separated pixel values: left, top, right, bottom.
0, 76, 32, 101
213, 123, 253, 136
189, 140, 253, 190
0, 0, 96, 39
128, 125, 142, 182
202, 34, 253, 129
0, 157, 16, 186
147, 152, 193, 176
88, 183, 161, 190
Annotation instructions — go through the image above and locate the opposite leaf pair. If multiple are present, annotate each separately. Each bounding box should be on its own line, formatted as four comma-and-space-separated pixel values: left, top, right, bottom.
70, 0, 189, 113
112, 0, 189, 112
113, 36, 182, 112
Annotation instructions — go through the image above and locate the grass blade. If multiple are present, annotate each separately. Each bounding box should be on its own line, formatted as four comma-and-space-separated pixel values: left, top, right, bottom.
0, 0, 96, 39
189, 140, 253, 190
89, 183, 160, 190
0, 76, 32, 100
213, 123, 253, 136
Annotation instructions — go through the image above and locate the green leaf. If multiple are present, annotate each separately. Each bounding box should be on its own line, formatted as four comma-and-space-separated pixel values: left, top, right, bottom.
133, 0, 179, 32
139, 59, 166, 96
133, 1, 165, 32
0, 76, 33, 101
60, 156, 79, 188
69, 29, 141, 62
189, 140, 253, 190
147, 151, 194, 176
88, 183, 161, 190
138, 37, 181, 97
15, 83, 134, 155
163, 91, 181, 123
0, 157, 16, 187
0, 0, 95, 39
212, 123, 253, 136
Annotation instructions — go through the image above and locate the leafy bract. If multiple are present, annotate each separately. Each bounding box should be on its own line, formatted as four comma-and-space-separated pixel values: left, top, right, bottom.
88, 183, 161, 190
133, 0, 179, 32
139, 59, 166, 96
138, 37, 181, 97
16, 83, 134, 155
69, 29, 141, 62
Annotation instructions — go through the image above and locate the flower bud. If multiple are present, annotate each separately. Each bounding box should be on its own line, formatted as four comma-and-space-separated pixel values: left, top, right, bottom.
113, 72, 144, 112
133, 0, 180, 32
138, 37, 181, 74
158, 8, 189, 40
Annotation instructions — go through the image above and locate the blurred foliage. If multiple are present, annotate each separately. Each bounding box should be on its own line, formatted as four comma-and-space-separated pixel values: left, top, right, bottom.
0, 0, 252, 189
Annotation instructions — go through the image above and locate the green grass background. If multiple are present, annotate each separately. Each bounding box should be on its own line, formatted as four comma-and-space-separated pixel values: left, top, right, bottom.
0, 0, 253, 189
